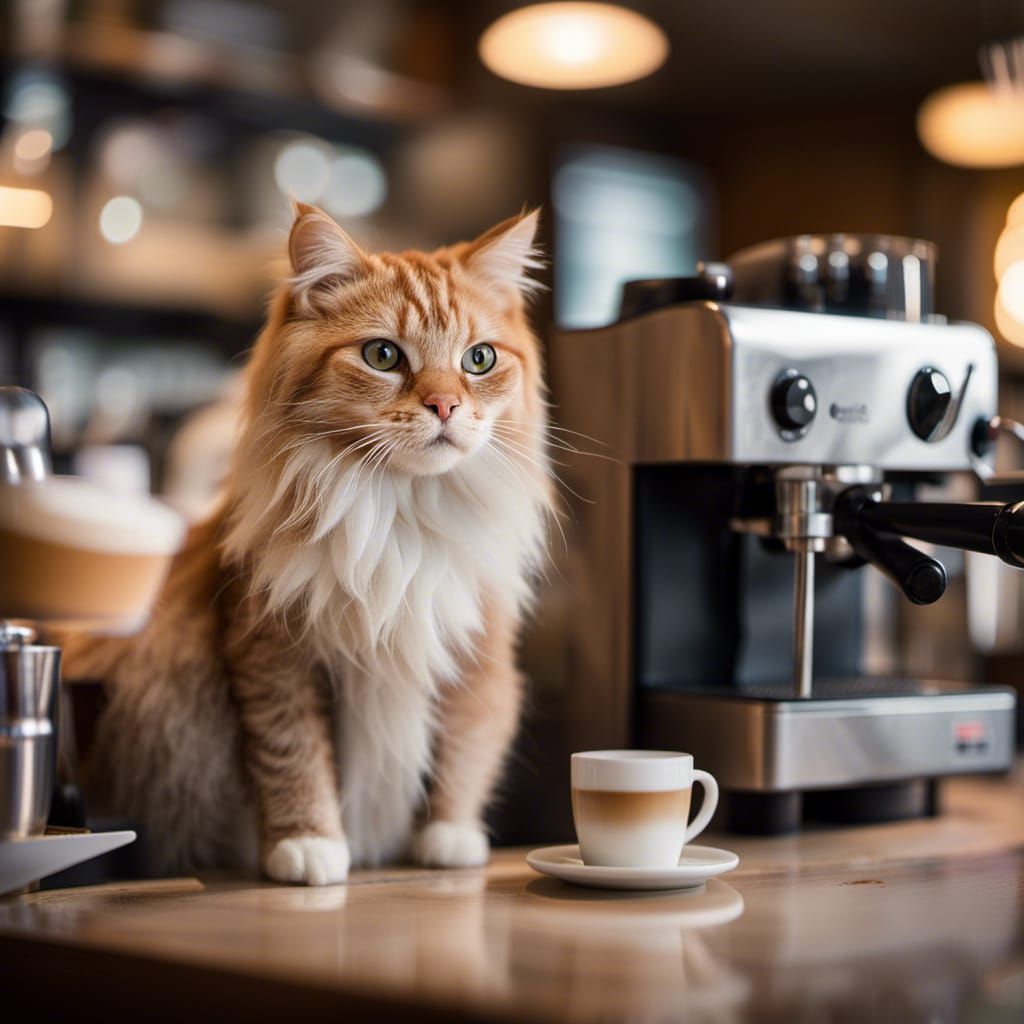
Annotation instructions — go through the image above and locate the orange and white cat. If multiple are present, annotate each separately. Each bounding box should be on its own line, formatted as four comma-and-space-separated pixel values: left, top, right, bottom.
65, 203, 552, 885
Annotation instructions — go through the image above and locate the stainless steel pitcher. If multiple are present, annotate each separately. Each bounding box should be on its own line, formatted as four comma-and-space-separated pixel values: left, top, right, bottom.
0, 388, 60, 837
0, 623, 59, 838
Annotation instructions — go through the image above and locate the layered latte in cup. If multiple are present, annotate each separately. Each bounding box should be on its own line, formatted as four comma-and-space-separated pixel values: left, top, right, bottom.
0, 477, 186, 631
571, 750, 720, 868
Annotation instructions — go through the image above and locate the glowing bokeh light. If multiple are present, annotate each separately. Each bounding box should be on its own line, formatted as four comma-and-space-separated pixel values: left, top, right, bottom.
479, 3, 668, 89
274, 141, 330, 202
917, 82, 1024, 168
12, 128, 53, 176
323, 150, 387, 218
5, 73, 71, 150
995, 223, 1024, 280
993, 197, 1024, 348
0, 185, 52, 228
1007, 192, 1024, 228
998, 261, 1024, 322
14, 128, 53, 162
99, 196, 143, 244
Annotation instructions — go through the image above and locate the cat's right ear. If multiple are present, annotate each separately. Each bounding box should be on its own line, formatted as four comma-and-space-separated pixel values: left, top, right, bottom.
288, 202, 368, 316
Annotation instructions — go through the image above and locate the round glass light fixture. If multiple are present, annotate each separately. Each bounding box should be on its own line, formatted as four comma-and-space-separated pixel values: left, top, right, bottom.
917, 82, 1024, 168
1008, 192, 1024, 227
99, 196, 143, 244
997, 260, 1024, 324
994, 195, 1024, 348
995, 278, 1024, 348
995, 223, 1024, 280
323, 150, 387, 218
274, 140, 330, 202
5, 71, 72, 150
479, 3, 668, 90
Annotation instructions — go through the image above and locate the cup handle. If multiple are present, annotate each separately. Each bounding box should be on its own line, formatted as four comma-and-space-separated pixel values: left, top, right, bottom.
684, 769, 720, 844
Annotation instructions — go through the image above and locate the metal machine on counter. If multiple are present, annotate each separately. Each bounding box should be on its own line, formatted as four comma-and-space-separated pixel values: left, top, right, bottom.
553, 235, 1021, 832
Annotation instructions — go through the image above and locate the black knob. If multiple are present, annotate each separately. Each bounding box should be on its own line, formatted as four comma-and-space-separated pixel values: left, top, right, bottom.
771, 370, 817, 436
907, 367, 952, 441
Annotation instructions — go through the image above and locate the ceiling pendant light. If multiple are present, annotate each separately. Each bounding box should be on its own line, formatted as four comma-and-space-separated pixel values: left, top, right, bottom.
917, 82, 1024, 168
994, 193, 1024, 348
479, 3, 668, 90
917, 36, 1024, 168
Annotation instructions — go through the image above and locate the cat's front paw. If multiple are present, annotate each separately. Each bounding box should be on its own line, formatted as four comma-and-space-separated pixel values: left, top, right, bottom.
411, 821, 490, 868
263, 835, 350, 886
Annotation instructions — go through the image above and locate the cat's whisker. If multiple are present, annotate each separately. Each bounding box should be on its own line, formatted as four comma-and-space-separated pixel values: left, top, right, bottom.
365, 439, 396, 487
277, 423, 392, 456
304, 435, 388, 501
491, 422, 619, 465
344, 436, 394, 503
494, 417, 609, 448
490, 432, 571, 470
490, 426, 597, 461
485, 438, 570, 554
488, 434, 593, 507
271, 432, 394, 537
253, 422, 388, 474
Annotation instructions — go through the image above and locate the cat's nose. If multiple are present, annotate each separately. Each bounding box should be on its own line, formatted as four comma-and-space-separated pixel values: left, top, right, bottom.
423, 394, 459, 422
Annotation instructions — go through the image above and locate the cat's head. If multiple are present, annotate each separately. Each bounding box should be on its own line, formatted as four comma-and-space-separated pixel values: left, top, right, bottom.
249, 203, 545, 478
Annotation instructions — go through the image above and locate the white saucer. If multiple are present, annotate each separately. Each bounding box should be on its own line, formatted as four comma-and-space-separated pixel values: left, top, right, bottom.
526, 844, 739, 891
0, 830, 136, 896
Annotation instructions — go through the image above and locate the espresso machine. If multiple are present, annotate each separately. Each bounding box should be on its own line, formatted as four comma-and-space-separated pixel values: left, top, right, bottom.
552, 234, 1020, 833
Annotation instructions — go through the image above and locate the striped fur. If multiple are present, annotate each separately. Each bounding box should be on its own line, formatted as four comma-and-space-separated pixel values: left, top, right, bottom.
65, 205, 553, 883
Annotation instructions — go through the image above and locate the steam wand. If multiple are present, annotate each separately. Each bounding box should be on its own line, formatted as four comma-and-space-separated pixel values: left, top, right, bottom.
774, 470, 832, 699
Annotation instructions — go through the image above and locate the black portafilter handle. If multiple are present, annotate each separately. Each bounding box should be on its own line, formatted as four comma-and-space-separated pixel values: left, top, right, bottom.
834, 492, 949, 604
860, 499, 1024, 567
834, 489, 1024, 604
854, 522, 948, 605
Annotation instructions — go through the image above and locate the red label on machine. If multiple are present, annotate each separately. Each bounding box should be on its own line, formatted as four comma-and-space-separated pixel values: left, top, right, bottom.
954, 721, 989, 753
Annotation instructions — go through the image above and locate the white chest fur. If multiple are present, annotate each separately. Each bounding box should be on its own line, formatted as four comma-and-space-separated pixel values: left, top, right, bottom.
230, 441, 548, 864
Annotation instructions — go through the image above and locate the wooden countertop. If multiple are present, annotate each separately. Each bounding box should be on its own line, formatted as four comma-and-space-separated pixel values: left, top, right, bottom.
3, 770, 1024, 1023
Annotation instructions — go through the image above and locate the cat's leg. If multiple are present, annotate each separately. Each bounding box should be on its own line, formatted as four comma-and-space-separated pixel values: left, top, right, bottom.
228, 632, 348, 885
412, 603, 522, 868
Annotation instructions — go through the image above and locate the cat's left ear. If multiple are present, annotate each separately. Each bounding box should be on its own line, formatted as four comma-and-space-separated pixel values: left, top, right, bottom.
288, 202, 369, 316
462, 209, 544, 307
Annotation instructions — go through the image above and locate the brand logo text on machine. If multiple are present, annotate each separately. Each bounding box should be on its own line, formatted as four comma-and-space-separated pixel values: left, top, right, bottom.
829, 401, 870, 424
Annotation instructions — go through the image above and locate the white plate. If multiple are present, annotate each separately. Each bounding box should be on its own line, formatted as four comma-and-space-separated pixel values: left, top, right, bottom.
526, 843, 739, 891
0, 831, 136, 896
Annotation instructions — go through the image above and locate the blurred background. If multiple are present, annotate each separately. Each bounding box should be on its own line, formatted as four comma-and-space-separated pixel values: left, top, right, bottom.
5, 0, 1024, 838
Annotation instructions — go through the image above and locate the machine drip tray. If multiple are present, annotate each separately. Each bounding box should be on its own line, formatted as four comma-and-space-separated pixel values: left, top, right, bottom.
722, 781, 940, 835
694, 677, 1004, 700
638, 679, 1016, 833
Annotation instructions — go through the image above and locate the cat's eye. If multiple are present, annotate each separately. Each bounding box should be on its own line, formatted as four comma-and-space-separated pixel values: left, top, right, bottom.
462, 343, 497, 376
362, 339, 402, 372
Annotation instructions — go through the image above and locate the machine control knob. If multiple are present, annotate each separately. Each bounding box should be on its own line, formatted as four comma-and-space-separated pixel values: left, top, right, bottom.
771, 370, 817, 437
907, 366, 952, 441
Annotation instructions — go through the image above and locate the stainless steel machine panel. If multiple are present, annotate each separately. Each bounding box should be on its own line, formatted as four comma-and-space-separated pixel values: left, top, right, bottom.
570, 302, 997, 472
725, 305, 997, 470
639, 686, 1016, 791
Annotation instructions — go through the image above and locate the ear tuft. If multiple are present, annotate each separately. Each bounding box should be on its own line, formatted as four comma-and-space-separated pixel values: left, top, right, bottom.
463, 209, 544, 306
288, 204, 367, 316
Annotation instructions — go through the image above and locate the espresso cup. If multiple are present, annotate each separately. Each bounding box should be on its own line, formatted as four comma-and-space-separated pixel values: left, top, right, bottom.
571, 750, 719, 868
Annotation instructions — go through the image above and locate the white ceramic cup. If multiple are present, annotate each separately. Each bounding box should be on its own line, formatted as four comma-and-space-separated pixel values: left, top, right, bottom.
570, 750, 720, 868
